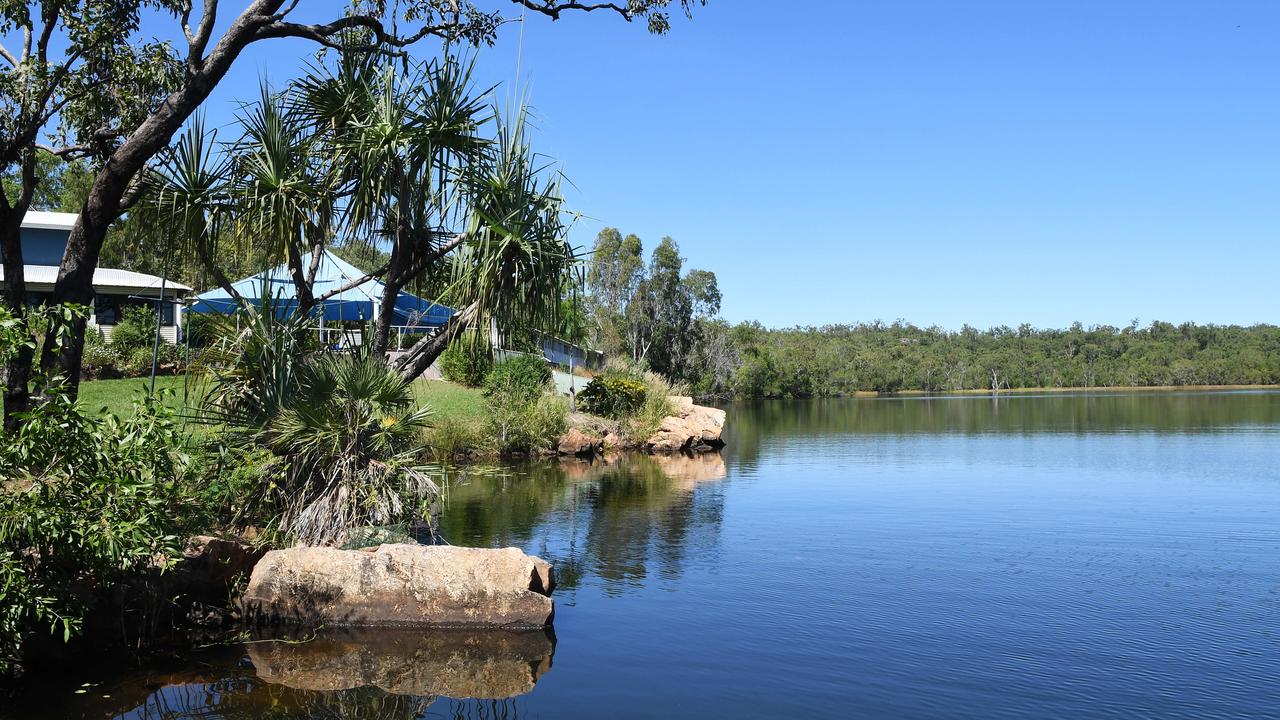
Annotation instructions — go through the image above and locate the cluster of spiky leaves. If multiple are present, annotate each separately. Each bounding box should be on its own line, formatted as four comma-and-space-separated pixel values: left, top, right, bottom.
146, 49, 579, 365
194, 303, 439, 546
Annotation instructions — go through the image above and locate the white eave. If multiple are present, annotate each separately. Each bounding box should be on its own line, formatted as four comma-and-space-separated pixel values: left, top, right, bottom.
0, 265, 191, 293
20, 210, 79, 231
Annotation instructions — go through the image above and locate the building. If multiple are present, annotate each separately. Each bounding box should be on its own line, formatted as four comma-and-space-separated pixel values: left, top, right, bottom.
0, 211, 190, 343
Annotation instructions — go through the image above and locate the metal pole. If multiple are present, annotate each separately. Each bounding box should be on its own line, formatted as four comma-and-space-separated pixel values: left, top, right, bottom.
149, 269, 169, 397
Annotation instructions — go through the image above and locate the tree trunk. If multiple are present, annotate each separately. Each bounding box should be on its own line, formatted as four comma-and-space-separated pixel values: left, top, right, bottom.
38, 5, 271, 393
2, 151, 37, 430
370, 244, 409, 357
287, 239, 316, 318
393, 302, 478, 381
1, 208, 32, 430
373, 230, 463, 358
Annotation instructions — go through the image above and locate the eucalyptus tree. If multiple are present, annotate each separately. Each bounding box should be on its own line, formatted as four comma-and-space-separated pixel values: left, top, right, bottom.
586, 227, 643, 355
0, 1, 704, 423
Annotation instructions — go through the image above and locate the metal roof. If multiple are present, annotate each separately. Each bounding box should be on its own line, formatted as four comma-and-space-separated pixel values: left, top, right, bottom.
191, 250, 451, 327
21, 211, 79, 231
0, 264, 192, 292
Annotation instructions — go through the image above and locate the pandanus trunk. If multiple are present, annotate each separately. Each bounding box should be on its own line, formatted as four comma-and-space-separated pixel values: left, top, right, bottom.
393, 302, 478, 381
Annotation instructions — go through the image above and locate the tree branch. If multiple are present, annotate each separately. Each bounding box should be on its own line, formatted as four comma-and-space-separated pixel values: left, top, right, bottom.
35, 143, 92, 159
188, 0, 219, 69
36, 2, 62, 66
0, 41, 17, 68
391, 232, 466, 285
314, 262, 391, 303
254, 14, 459, 51
509, 0, 634, 21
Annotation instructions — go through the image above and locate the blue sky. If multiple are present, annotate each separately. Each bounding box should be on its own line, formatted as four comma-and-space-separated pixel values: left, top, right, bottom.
196, 2, 1279, 329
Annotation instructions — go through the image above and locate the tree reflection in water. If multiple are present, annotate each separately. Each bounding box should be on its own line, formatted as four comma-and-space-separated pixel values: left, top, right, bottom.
439, 453, 728, 597
18, 628, 555, 719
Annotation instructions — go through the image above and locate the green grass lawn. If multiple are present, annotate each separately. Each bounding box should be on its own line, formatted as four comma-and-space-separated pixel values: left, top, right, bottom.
76, 375, 194, 417
412, 379, 486, 426
78, 374, 486, 427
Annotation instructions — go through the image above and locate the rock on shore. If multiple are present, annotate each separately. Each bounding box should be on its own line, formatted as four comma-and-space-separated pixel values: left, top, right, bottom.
241, 544, 555, 629
557, 396, 727, 456
646, 396, 727, 453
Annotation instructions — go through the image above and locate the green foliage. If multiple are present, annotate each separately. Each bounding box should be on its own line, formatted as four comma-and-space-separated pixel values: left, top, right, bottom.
424, 415, 486, 461
197, 304, 318, 428
586, 230, 719, 383
196, 304, 441, 545
0, 345, 189, 673
110, 306, 159, 354
439, 337, 493, 387
484, 355, 551, 400
183, 312, 218, 349
723, 320, 1280, 398
0, 306, 25, 371
579, 375, 649, 419
481, 356, 564, 454
258, 353, 437, 546
81, 328, 120, 372
632, 370, 678, 440
484, 391, 568, 456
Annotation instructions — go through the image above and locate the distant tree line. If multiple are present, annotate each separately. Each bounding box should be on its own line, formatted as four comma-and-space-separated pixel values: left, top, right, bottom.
709, 320, 1280, 398
583, 233, 1280, 397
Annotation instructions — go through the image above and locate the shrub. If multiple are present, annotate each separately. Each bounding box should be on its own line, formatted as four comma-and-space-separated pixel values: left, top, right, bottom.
0, 384, 190, 674
183, 312, 218, 348
81, 328, 120, 371
439, 337, 492, 387
484, 355, 551, 400
425, 416, 487, 461
110, 305, 158, 353
119, 346, 156, 376
579, 375, 648, 418
256, 353, 439, 546
483, 358, 566, 454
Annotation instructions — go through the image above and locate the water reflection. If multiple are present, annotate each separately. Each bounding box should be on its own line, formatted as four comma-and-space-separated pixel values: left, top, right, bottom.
248, 628, 555, 699
7, 629, 555, 719
441, 453, 728, 596
723, 391, 1280, 466
3, 453, 729, 720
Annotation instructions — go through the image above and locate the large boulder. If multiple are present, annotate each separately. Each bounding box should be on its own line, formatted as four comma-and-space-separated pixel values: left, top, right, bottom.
241, 545, 554, 629
172, 535, 266, 600
249, 628, 555, 699
646, 396, 727, 453
556, 427, 601, 457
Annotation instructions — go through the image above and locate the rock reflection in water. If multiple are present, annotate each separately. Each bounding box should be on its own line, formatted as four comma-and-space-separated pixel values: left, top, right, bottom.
1, 629, 553, 719
248, 627, 555, 699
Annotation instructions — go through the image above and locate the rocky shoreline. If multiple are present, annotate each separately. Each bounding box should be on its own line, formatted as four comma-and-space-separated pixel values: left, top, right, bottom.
556, 396, 727, 457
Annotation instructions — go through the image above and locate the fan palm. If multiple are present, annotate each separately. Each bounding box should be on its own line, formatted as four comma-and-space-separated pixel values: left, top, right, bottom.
264, 351, 436, 546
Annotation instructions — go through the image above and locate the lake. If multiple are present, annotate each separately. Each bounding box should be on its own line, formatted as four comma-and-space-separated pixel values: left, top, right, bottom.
6, 391, 1280, 719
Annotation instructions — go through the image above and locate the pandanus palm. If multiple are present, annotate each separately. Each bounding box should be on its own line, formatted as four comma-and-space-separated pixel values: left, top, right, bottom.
138, 116, 238, 299
231, 84, 336, 315
317, 55, 493, 355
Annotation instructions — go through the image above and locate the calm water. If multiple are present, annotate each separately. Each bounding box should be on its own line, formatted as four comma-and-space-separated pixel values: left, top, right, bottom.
8, 391, 1280, 719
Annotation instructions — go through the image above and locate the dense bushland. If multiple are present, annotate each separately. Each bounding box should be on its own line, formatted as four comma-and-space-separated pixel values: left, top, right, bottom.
714, 320, 1280, 397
